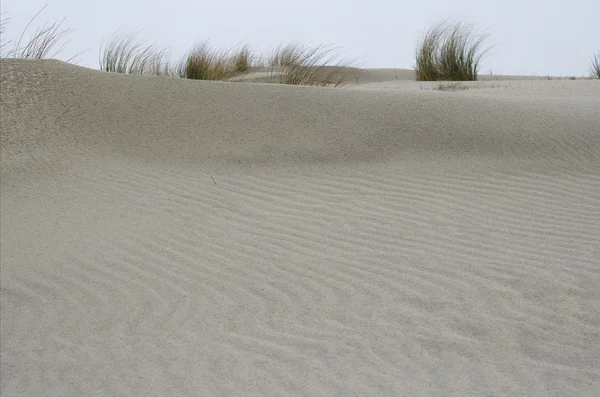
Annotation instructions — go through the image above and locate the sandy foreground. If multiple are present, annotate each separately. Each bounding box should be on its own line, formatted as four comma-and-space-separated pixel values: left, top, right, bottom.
1, 59, 599, 396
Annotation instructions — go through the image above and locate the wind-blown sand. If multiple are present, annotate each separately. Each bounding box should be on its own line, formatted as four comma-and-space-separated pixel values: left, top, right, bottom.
1, 59, 599, 396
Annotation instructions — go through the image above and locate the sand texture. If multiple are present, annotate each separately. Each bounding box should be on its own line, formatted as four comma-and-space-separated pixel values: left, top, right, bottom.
1, 59, 599, 396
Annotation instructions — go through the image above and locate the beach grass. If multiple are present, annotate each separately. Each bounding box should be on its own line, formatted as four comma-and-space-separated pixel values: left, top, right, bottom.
97, 35, 355, 86
179, 42, 253, 80
231, 44, 252, 73
591, 51, 600, 79
265, 43, 356, 87
99, 30, 174, 76
415, 19, 491, 81
2, 5, 77, 61
3, 8, 594, 86
0, 15, 11, 57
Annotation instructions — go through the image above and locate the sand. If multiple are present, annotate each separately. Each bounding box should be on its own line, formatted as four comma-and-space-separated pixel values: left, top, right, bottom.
1, 59, 599, 396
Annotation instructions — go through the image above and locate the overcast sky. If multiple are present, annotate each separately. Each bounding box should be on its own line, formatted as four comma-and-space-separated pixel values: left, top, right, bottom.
1, 0, 598, 76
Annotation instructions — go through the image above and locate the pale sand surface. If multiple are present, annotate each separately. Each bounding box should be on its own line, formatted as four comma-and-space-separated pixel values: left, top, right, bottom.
1, 59, 599, 396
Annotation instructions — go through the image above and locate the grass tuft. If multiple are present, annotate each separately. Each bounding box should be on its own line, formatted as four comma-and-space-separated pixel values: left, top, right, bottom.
99, 38, 355, 87
178, 42, 240, 80
99, 30, 173, 76
266, 43, 356, 87
591, 51, 600, 79
231, 44, 252, 72
415, 19, 491, 81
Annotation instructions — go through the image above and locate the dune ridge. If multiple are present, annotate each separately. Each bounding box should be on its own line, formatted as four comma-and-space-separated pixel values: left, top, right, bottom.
2, 60, 599, 177
1, 59, 599, 396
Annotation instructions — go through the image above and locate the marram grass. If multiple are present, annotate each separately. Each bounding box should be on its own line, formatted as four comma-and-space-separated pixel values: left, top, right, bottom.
415, 19, 491, 81
2, 5, 78, 61
265, 43, 356, 87
100, 30, 174, 76
591, 51, 600, 79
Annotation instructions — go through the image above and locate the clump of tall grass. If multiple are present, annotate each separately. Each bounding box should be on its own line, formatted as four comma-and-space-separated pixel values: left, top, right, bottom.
591, 51, 600, 79
179, 43, 234, 80
231, 44, 252, 72
99, 30, 174, 76
266, 43, 355, 87
95, 31, 356, 87
3, 5, 78, 61
178, 42, 254, 80
415, 19, 491, 81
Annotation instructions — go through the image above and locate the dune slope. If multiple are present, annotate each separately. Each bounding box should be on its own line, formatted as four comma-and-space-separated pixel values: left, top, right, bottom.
1, 59, 599, 396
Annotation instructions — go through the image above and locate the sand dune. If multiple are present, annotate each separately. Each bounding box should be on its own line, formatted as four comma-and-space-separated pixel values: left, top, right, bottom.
1, 59, 599, 396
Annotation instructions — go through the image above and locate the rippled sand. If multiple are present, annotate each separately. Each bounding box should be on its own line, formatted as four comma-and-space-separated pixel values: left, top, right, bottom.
1, 59, 599, 396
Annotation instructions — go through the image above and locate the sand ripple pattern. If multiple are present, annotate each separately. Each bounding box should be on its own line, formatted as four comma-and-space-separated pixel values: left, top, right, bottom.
2, 160, 599, 396
1, 59, 600, 396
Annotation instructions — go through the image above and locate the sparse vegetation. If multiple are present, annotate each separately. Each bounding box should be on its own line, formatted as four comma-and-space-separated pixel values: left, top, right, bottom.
546, 75, 588, 80
1, 15, 12, 57
178, 42, 251, 80
415, 19, 491, 81
432, 82, 510, 91
435, 82, 471, 91
591, 51, 600, 79
99, 35, 255, 79
3, 5, 78, 61
265, 43, 355, 87
231, 44, 252, 72
6, 8, 594, 87
100, 30, 173, 76
97, 36, 356, 86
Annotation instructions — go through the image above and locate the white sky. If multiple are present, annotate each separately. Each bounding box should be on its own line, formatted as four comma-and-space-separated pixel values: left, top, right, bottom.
1, 0, 599, 76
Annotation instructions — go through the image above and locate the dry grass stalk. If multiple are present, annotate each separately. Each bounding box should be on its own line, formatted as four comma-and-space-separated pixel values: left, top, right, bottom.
6, 5, 78, 61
